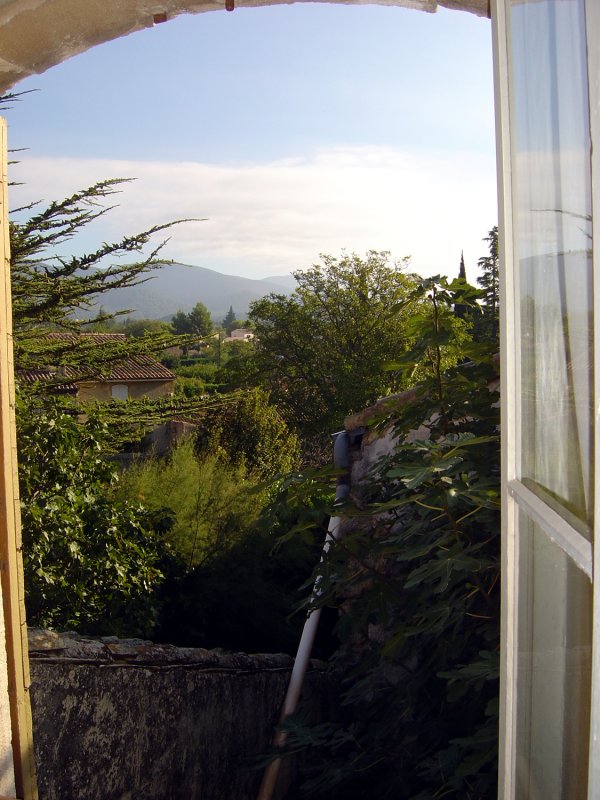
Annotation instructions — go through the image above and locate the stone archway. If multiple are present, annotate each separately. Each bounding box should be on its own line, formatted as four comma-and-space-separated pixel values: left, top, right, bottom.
0, 0, 488, 94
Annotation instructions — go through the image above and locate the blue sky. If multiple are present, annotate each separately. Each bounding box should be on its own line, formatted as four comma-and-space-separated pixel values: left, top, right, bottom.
6, 3, 497, 281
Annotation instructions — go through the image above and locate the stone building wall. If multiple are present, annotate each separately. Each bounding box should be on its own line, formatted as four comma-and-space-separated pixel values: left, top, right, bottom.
344, 386, 423, 488
27, 630, 333, 800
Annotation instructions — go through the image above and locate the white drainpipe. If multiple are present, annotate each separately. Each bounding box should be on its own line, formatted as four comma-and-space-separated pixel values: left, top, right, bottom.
257, 429, 354, 800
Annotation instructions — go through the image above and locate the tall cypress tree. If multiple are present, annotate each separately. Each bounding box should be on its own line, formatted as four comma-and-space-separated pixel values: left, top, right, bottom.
222, 305, 236, 333
454, 251, 468, 319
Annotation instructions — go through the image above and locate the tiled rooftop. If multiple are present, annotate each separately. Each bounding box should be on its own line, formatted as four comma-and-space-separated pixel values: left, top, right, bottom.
96, 355, 175, 382
25, 333, 176, 383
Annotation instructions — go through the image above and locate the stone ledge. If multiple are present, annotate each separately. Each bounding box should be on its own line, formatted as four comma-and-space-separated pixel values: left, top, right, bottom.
344, 386, 419, 431
27, 627, 327, 671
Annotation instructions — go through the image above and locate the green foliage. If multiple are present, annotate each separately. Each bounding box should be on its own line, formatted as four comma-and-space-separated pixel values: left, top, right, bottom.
175, 376, 209, 398
85, 315, 174, 337
454, 251, 469, 319
153, 463, 336, 655
459, 251, 467, 280
114, 317, 174, 337
116, 438, 268, 567
273, 277, 500, 799
77, 393, 228, 454
17, 394, 170, 637
222, 305, 237, 332
8, 178, 215, 433
248, 251, 418, 435
475, 227, 499, 343
171, 302, 213, 336
9, 179, 189, 373
195, 388, 301, 480
10, 178, 224, 636
172, 360, 219, 398
9, 177, 220, 435
216, 339, 261, 391
175, 361, 219, 382
389, 275, 478, 385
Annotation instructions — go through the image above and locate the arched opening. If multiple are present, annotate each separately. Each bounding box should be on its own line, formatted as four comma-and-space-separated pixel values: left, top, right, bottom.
0, 0, 489, 94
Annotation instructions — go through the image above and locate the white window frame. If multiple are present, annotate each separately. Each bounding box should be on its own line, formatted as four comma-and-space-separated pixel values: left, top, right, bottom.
586, 0, 600, 793
493, 0, 600, 796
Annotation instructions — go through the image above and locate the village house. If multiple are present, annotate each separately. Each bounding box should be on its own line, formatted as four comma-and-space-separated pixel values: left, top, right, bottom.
224, 327, 254, 343
17, 333, 175, 402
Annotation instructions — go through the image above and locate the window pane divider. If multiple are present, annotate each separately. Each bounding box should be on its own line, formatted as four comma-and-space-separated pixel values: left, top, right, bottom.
508, 479, 593, 578
585, 0, 600, 794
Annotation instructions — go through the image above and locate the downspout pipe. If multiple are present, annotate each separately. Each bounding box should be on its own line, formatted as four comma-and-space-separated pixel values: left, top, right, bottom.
257, 428, 359, 800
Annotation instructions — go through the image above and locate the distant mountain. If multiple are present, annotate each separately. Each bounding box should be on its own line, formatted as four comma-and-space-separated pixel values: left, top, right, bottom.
263, 274, 297, 292
88, 262, 297, 322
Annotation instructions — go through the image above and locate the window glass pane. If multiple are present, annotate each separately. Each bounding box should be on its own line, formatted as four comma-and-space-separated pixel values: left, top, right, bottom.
111, 384, 129, 401
516, 513, 592, 799
511, 0, 593, 528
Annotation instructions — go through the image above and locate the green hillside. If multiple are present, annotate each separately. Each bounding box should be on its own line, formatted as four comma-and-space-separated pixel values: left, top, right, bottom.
86, 262, 296, 321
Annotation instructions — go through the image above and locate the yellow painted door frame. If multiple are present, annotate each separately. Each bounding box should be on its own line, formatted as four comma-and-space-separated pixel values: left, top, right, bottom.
0, 116, 37, 800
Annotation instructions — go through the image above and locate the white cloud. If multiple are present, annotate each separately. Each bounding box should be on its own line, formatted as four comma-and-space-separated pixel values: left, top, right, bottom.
9, 146, 497, 281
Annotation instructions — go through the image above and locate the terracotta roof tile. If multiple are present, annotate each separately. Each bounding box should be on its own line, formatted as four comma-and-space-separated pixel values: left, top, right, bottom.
47, 332, 127, 345
99, 355, 175, 382
37, 333, 176, 383
16, 368, 78, 393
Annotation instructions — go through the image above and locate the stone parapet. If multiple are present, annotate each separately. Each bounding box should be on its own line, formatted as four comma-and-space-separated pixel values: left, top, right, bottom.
28, 629, 333, 800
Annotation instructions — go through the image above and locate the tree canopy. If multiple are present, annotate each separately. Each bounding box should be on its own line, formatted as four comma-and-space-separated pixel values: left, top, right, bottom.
9, 178, 218, 633
247, 251, 419, 434
222, 305, 236, 332
171, 302, 213, 336
269, 276, 500, 799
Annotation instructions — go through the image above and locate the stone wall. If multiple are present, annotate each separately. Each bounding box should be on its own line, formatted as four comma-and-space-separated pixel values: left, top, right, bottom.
28, 630, 333, 800
344, 386, 423, 489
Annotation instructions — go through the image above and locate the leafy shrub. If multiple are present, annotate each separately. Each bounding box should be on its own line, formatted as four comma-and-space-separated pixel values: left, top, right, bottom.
175, 376, 209, 398
160, 354, 181, 369
17, 394, 171, 637
195, 388, 300, 480
176, 362, 219, 381
116, 438, 268, 567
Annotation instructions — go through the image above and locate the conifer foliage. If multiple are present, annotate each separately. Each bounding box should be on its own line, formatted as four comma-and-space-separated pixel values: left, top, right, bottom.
10, 179, 189, 375
222, 305, 237, 332
171, 302, 213, 336
475, 226, 499, 342
9, 179, 203, 634
453, 251, 469, 319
